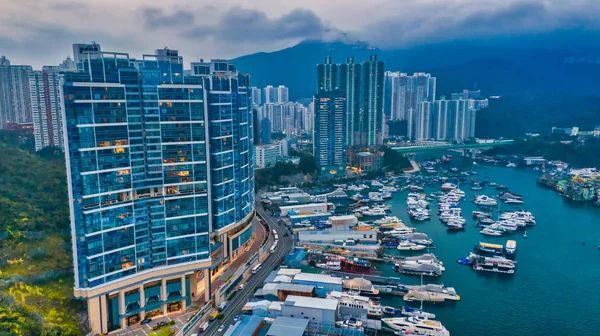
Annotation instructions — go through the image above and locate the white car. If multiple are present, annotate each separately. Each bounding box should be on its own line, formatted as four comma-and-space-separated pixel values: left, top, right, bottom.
217, 325, 225, 332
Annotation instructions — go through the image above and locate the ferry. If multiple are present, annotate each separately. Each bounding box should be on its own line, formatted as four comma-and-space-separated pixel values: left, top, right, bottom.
505, 240, 517, 257
382, 317, 450, 336
474, 242, 504, 256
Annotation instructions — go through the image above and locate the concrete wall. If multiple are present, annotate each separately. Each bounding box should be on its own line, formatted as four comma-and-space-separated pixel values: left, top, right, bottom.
298, 230, 377, 243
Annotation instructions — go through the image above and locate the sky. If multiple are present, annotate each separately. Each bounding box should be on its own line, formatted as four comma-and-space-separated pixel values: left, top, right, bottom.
1, 0, 599, 68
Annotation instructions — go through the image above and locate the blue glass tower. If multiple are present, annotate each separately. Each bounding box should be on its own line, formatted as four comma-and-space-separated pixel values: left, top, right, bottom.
62, 48, 254, 333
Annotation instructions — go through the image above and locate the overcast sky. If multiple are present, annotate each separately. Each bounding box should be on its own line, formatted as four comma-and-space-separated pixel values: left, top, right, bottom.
1, 0, 599, 68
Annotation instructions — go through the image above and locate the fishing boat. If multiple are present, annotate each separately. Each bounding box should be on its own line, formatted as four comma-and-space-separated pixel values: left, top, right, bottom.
340, 257, 372, 273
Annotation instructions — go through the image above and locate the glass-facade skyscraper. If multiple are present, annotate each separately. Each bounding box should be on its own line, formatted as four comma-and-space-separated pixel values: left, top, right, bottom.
62, 47, 254, 333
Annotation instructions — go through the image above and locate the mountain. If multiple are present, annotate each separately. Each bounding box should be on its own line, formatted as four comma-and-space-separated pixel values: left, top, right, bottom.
232, 36, 600, 101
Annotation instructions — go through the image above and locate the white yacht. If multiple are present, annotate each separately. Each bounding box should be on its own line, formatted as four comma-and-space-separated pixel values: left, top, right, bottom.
397, 241, 427, 251
382, 317, 450, 336
374, 216, 402, 225
480, 227, 503, 236
381, 186, 398, 192
372, 180, 384, 187
473, 195, 498, 206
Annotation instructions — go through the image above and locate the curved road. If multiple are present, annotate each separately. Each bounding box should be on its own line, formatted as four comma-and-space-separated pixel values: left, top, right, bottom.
190, 202, 294, 336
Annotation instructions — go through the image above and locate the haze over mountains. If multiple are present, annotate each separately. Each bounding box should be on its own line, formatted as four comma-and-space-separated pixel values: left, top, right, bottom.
232, 32, 600, 102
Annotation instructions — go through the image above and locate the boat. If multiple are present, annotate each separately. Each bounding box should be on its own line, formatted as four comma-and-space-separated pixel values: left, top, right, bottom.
336, 317, 364, 331
505, 240, 517, 257
473, 195, 498, 206
382, 317, 450, 336
470, 185, 483, 191
409, 185, 424, 191
523, 231, 527, 238
402, 254, 444, 269
395, 260, 443, 276
480, 228, 503, 236
474, 242, 504, 256
472, 211, 490, 219
383, 306, 397, 315
495, 185, 509, 191
504, 198, 524, 205
392, 233, 433, 246
381, 186, 398, 193
441, 183, 457, 191
447, 222, 465, 231
341, 278, 380, 298
362, 209, 387, 216
340, 257, 372, 273
400, 306, 436, 319
329, 291, 381, 320
397, 241, 427, 251
506, 162, 516, 168
372, 180, 384, 187
388, 227, 416, 235
472, 254, 517, 274
315, 260, 342, 271
374, 216, 402, 225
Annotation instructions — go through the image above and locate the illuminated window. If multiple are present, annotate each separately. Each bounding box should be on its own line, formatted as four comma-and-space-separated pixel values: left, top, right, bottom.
114, 147, 125, 154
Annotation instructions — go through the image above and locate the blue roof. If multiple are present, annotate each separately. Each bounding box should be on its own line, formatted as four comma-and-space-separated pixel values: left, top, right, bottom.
267, 316, 309, 336
223, 315, 264, 336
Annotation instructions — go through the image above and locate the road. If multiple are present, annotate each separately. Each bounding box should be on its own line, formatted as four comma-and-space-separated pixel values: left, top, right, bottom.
188, 203, 294, 336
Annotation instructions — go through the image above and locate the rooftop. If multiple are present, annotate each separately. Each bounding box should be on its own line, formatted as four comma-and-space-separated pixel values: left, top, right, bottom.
223, 315, 264, 336
279, 202, 328, 210
283, 295, 338, 311
293, 273, 343, 285
266, 316, 309, 336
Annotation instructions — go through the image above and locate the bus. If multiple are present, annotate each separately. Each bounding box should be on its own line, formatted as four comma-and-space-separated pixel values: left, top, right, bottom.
199, 321, 209, 332
251, 263, 262, 274
209, 311, 219, 321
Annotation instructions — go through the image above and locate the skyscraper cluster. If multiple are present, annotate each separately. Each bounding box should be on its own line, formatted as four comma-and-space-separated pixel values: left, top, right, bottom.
0, 53, 77, 149
315, 55, 385, 148
60, 45, 255, 333
384, 71, 487, 142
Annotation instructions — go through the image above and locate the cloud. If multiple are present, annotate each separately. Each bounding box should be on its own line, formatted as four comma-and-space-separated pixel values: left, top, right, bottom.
357, 0, 600, 48
184, 7, 332, 42
142, 6, 196, 28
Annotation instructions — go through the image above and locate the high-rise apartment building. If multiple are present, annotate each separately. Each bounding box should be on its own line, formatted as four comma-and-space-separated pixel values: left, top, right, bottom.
0, 56, 11, 128
250, 86, 262, 106
385, 72, 436, 122
339, 57, 361, 146
277, 85, 289, 103
361, 55, 385, 147
417, 99, 476, 142
10, 65, 33, 124
264, 85, 277, 104
29, 66, 65, 150
317, 56, 338, 92
61, 47, 254, 334
313, 91, 346, 178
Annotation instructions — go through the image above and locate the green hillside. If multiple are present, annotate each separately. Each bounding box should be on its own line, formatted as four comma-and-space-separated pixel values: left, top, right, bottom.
0, 135, 82, 336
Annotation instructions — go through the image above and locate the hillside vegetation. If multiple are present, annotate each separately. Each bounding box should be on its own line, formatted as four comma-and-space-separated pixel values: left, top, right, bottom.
0, 135, 82, 336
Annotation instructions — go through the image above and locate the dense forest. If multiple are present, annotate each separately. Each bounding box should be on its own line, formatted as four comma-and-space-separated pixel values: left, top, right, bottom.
0, 133, 83, 336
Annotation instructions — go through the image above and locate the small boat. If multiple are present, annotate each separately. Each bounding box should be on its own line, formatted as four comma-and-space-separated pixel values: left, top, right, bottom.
504, 198, 524, 205
400, 306, 436, 319
441, 183, 457, 191
397, 241, 427, 251
410, 185, 424, 191
495, 185, 509, 191
505, 240, 517, 256
470, 185, 483, 191
383, 306, 396, 315
523, 231, 527, 238
480, 228, 503, 236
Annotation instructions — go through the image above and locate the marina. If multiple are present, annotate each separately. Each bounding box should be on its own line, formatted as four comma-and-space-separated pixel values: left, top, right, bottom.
261, 154, 600, 335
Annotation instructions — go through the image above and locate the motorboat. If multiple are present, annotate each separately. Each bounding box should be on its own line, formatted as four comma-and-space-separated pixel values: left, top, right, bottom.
397, 241, 427, 251
480, 228, 503, 236
409, 185, 424, 191
383, 306, 397, 315
387, 227, 416, 235
473, 195, 498, 206
363, 209, 387, 216
374, 216, 402, 225
381, 186, 398, 193
447, 222, 465, 231
506, 162, 517, 168
382, 317, 450, 336
315, 261, 342, 271
336, 317, 364, 331
504, 198, 524, 205
400, 306, 436, 319
441, 183, 457, 191
372, 180, 384, 187
472, 254, 517, 274
505, 240, 517, 257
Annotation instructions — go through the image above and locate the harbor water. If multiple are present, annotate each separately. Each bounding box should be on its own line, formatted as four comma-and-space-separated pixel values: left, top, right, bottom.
376, 161, 600, 335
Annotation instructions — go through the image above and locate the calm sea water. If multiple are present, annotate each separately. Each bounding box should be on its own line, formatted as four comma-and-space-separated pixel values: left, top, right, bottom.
375, 160, 600, 335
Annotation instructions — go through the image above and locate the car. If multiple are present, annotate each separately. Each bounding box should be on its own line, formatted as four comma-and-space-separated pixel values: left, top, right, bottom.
217, 325, 225, 332
141, 318, 152, 325
239, 283, 245, 290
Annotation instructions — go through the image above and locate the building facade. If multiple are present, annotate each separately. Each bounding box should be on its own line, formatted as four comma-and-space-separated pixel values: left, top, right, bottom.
255, 141, 286, 169
361, 55, 385, 147
385, 72, 436, 123
10, 65, 33, 124
317, 56, 338, 92
0, 56, 11, 129
29, 66, 65, 150
61, 48, 255, 333
313, 91, 346, 178
339, 57, 361, 147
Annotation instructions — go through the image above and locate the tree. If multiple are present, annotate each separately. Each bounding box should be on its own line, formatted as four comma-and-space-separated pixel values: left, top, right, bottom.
298, 153, 316, 174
